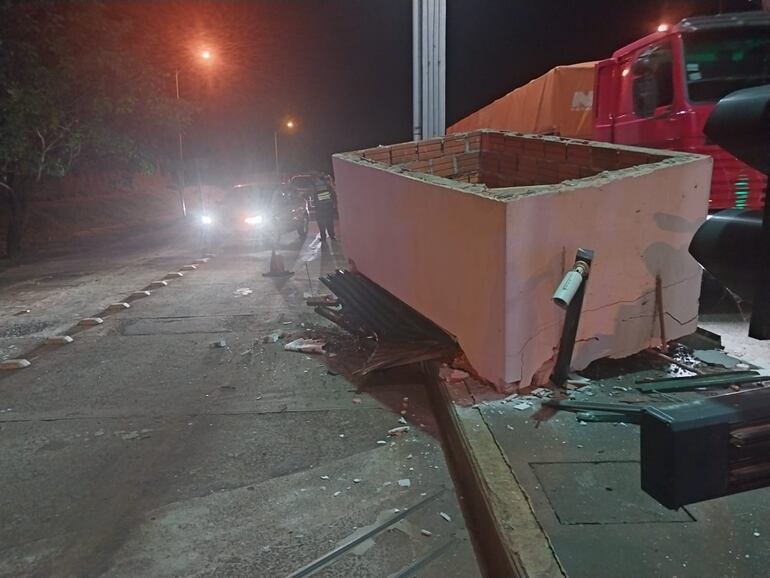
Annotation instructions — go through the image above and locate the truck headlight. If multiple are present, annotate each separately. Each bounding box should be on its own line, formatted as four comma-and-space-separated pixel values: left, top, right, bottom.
201, 215, 213, 225
244, 215, 264, 225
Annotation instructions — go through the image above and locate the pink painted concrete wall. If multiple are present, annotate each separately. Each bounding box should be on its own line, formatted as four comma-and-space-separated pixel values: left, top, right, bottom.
333, 133, 712, 390
331, 160, 509, 383
503, 158, 712, 387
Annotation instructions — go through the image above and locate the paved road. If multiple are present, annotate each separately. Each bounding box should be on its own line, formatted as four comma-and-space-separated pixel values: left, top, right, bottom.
0, 223, 480, 578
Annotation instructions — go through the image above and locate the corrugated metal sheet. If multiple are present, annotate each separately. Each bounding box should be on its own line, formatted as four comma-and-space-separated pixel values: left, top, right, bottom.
316, 270, 457, 373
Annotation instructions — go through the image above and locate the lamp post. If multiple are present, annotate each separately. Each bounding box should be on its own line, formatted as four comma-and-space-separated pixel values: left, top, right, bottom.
274, 119, 296, 178
174, 49, 213, 217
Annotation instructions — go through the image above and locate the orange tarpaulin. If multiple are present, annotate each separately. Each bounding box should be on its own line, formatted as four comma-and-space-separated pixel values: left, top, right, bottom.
448, 61, 597, 139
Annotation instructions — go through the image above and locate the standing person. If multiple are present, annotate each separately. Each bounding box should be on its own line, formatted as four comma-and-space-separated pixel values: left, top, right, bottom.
313, 175, 337, 241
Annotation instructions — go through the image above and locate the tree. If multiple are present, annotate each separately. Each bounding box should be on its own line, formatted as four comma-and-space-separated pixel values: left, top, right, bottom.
0, 1, 190, 258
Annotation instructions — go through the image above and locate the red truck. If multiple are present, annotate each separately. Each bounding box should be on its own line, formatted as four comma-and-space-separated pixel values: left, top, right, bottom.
449, 11, 770, 210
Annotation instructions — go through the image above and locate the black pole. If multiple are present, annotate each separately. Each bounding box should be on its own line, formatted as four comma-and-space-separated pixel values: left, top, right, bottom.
749, 174, 770, 339
551, 248, 594, 387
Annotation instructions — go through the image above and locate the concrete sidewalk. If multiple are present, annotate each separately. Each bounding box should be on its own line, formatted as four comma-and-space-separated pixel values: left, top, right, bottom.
0, 226, 480, 577
441, 330, 770, 578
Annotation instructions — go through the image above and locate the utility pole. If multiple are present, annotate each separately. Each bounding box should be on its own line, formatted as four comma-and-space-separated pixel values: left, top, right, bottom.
175, 68, 187, 217
412, 0, 446, 140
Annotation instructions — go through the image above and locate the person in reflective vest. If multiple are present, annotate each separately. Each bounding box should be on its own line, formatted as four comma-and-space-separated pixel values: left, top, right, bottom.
313, 177, 337, 241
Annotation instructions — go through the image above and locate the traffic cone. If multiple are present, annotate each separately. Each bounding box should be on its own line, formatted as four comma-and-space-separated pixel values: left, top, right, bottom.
263, 249, 294, 278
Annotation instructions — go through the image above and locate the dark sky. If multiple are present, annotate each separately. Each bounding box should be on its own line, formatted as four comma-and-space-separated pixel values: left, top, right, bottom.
150, 0, 760, 182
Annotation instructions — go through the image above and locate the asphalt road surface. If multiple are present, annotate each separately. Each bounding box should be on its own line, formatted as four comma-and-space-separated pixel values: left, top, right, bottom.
0, 222, 480, 578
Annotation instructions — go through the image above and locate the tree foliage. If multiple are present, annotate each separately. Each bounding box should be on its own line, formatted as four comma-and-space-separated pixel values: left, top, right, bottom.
0, 0, 190, 181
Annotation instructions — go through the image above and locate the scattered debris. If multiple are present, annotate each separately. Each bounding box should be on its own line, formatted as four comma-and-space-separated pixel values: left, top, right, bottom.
398, 416, 408, 425
512, 400, 533, 411
284, 338, 326, 354
261, 332, 284, 344
14, 309, 31, 316
420, 529, 433, 537
376, 440, 388, 445
234, 287, 253, 297
320, 475, 330, 480
753, 530, 760, 537
388, 426, 410, 436
440, 365, 470, 382
352, 397, 362, 404
339, 434, 345, 438
353, 478, 362, 483
406, 454, 413, 459
211, 340, 227, 349
398, 478, 411, 488
439, 512, 452, 522
333, 491, 342, 497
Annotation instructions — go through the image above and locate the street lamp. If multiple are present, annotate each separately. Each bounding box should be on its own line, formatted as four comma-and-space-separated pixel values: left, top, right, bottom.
274, 119, 296, 178
174, 49, 214, 216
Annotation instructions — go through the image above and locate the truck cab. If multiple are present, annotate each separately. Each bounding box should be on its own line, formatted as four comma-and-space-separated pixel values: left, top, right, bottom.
594, 11, 769, 210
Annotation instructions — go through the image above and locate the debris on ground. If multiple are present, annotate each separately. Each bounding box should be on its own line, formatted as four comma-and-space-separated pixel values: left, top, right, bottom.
352, 397, 362, 404
233, 287, 253, 297
353, 478, 362, 483
306, 295, 338, 306
420, 529, 433, 537
320, 475, 330, 480
388, 426, 410, 436
439, 512, 452, 522
439, 364, 470, 382
211, 340, 227, 349
284, 338, 326, 354
511, 400, 534, 411
376, 440, 388, 445
261, 332, 286, 344
398, 416, 408, 425
14, 309, 31, 316
398, 478, 411, 488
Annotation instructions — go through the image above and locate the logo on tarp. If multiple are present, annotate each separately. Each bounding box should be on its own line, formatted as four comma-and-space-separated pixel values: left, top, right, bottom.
571, 90, 594, 111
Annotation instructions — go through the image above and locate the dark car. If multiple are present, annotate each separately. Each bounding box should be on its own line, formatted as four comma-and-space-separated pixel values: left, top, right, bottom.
289, 172, 335, 215
200, 182, 309, 243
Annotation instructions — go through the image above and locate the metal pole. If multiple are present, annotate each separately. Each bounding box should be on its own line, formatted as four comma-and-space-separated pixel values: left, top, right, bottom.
175, 68, 186, 217
274, 131, 279, 177
412, 0, 422, 140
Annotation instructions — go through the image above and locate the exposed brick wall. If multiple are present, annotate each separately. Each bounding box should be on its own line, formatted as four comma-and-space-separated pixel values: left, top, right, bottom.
359, 131, 665, 188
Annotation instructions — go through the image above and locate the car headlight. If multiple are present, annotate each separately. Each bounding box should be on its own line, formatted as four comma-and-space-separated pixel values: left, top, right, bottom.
244, 215, 264, 225
201, 215, 213, 225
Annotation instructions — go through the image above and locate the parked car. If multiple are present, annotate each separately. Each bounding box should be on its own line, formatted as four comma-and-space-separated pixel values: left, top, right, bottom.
289, 172, 335, 215
200, 182, 309, 243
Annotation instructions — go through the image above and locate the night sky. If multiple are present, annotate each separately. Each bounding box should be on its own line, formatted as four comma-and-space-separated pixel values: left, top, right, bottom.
139, 0, 760, 182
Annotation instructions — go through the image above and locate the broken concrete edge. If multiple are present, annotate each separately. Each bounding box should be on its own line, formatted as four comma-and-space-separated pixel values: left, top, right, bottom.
424, 362, 565, 578
333, 131, 710, 204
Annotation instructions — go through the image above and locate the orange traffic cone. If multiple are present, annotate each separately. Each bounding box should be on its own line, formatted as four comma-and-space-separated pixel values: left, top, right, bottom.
263, 249, 294, 278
